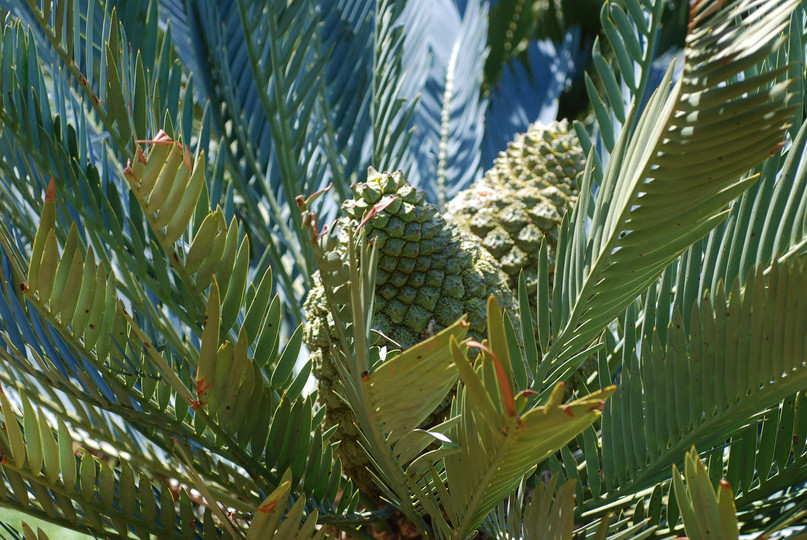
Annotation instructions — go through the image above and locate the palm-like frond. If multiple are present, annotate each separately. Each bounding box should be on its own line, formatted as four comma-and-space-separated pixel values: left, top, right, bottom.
576, 29, 807, 526
370, 0, 429, 176
584, 0, 668, 152
0, 116, 356, 538
538, 0, 799, 393
589, 258, 807, 500
2, 0, 145, 157
484, 0, 544, 89
482, 31, 587, 168
677, 102, 807, 327
439, 328, 614, 537
307, 226, 616, 537
407, 0, 488, 209
317, 0, 374, 187
2, 0, 807, 536
0, 384, 216, 538
482, 475, 656, 540
484, 475, 578, 540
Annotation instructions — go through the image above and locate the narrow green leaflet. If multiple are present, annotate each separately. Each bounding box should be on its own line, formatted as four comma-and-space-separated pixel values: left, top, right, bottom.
362, 318, 469, 445
673, 447, 740, 540
440, 300, 616, 538
0, 387, 202, 538
542, 0, 800, 392
598, 257, 807, 496
247, 472, 328, 540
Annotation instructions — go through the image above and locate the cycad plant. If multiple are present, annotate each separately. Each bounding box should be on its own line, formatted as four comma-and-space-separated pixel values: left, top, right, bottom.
0, 0, 805, 538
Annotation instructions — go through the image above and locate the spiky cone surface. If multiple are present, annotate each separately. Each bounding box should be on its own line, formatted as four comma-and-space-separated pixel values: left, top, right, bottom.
303, 168, 518, 497
444, 119, 585, 300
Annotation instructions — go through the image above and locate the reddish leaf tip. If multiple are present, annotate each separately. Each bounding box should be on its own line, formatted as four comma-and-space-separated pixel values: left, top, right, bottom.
562, 405, 575, 418
182, 146, 192, 169
356, 196, 398, 231
135, 129, 171, 145
257, 498, 279, 514
196, 377, 211, 398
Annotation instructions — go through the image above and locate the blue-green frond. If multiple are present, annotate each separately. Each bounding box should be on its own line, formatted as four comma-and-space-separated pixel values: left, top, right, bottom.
408, 0, 489, 208
482, 29, 588, 168
318, 0, 374, 187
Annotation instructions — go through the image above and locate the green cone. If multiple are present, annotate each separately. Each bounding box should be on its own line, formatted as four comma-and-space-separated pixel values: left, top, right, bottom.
444, 119, 585, 298
304, 168, 517, 495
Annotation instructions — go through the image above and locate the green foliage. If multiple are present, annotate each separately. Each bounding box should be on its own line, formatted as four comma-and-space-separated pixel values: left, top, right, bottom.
672, 448, 740, 540
0, 0, 805, 538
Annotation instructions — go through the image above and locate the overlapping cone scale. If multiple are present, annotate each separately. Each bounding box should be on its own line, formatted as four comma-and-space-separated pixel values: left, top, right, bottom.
444, 119, 585, 296
303, 168, 517, 496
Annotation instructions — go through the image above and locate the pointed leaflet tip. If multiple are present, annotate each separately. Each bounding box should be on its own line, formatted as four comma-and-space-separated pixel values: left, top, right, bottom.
182, 145, 192, 169
562, 405, 575, 418
467, 340, 515, 416
257, 499, 279, 514
135, 129, 172, 145
548, 382, 567, 408
196, 278, 220, 402
46, 178, 55, 201
254, 480, 291, 515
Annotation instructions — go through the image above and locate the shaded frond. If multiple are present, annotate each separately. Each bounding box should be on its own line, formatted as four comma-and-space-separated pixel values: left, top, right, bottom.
585, 257, 807, 506
584, 0, 668, 153
0, 385, 224, 538
483, 32, 586, 167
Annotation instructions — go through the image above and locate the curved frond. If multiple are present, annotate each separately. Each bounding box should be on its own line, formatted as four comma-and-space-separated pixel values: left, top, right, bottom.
484, 0, 543, 89
482, 474, 657, 540
1, 178, 356, 530
483, 475, 577, 540
407, 0, 488, 209
540, 0, 800, 392
585, 0, 668, 153
483, 32, 586, 167
157, 0, 326, 323
443, 332, 615, 537
317, 0, 375, 182
0, 386, 222, 538
587, 257, 807, 505
4, 0, 152, 157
